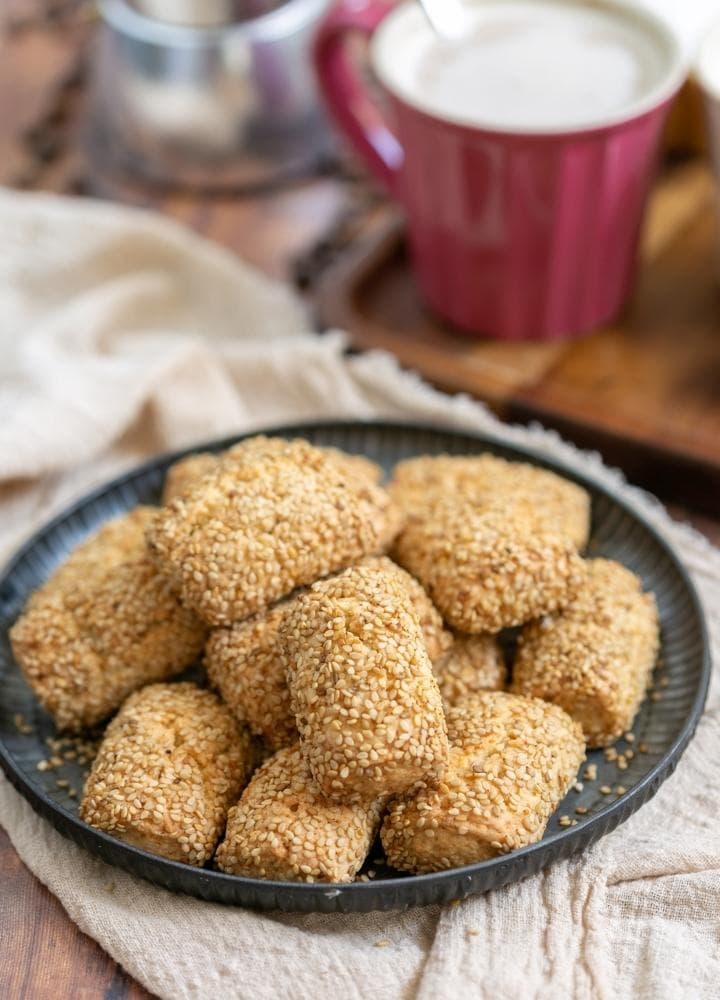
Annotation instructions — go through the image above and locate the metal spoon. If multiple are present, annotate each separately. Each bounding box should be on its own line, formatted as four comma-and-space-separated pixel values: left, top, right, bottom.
417, 0, 468, 40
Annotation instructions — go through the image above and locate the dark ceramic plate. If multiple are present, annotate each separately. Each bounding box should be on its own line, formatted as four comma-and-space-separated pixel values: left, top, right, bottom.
0, 421, 710, 912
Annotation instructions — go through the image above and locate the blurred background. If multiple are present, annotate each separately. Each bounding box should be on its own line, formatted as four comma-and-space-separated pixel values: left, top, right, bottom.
1, 0, 719, 513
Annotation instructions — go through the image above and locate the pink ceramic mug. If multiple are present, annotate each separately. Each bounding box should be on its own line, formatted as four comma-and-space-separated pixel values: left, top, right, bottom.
314, 0, 686, 340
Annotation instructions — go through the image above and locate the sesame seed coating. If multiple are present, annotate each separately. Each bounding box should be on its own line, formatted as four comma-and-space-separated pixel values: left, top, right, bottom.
511, 559, 659, 747
215, 744, 384, 883
433, 633, 507, 708
162, 452, 220, 504
389, 454, 590, 549
10, 508, 207, 732
312, 446, 383, 486
381, 692, 585, 873
147, 438, 402, 627
205, 556, 450, 752
223, 437, 384, 486
281, 562, 449, 801
162, 439, 382, 506
80, 683, 253, 865
393, 500, 585, 633
370, 556, 453, 663
205, 602, 296, 751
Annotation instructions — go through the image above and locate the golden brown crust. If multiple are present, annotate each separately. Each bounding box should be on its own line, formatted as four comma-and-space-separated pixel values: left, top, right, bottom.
281, 561, 449, 801
9, 508, 206, 732
393, 500, 585, 633
389, 453, 590, 549
205, 604, 296, 751
162, 439, 383, 506
381, 692, 585, 873
366, 556, 453, 662
162, 452, 221, 504
433, 633, 506, 707
511, 558, 659, 747
223, 437, 384, 486
320, 447, 383, 485
147, 438, 402, 627
215, 744, 384, 883
205, 556, 449, 751
80, 683, 253, 865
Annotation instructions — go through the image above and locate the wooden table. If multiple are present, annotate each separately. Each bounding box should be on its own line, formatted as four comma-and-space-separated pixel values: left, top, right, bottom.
0, 4, 718, 999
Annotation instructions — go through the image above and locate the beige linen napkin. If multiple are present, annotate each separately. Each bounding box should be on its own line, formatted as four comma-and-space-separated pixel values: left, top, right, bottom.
0, 188, 718, 1000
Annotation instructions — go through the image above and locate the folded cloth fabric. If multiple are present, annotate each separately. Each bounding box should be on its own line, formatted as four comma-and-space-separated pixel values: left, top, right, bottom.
0, 189, 718, 1000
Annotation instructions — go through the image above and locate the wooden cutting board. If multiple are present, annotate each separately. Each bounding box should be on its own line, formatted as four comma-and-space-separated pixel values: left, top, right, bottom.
315, 162, 720, 512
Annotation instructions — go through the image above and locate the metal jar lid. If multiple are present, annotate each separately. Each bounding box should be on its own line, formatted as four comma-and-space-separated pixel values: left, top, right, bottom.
129, 1, 283, 27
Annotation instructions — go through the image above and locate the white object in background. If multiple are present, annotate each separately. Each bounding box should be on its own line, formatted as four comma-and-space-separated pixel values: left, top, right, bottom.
417, 0, 469, 39
633, 0, 720, 58
414, 1, 720, 61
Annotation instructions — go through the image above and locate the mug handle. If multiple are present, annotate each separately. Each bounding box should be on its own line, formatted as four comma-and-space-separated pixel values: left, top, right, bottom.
314, 0, 403, 195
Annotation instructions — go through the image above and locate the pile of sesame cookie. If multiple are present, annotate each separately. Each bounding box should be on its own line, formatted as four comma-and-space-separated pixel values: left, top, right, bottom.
10, 437, 659, 882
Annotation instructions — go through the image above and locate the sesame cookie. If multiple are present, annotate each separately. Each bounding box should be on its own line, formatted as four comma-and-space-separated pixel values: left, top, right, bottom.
162, 452, 220, 504
512, 559, 659, 747
282, 561, 449, 801
162, 436, 382, 505
433, 633, 507, 708
215, 744, 384, 883
205, 602, 296, 751
205, 556, 450, 751
147, 437, 402, 627
389, 453, 590, 549
80, 683, 253, 865
368, 556, 453, 662
10, 507, 206, 732
393, 500, 585, 633
381, 692, 585, 873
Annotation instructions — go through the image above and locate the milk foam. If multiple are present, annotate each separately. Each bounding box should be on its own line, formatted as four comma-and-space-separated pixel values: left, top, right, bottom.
373, 1, 676, 131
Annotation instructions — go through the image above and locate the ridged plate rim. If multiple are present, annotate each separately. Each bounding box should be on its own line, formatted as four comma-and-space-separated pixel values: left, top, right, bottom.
0, 419, 711, 912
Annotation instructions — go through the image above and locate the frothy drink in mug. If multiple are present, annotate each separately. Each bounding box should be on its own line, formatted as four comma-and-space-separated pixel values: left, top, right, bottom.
315, 0, 685, 338
402, 2, 672, 131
